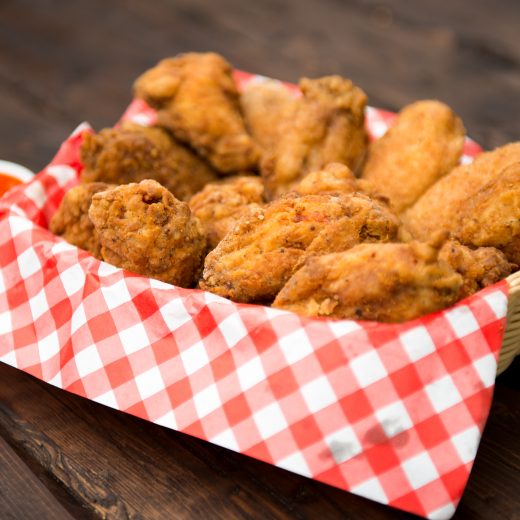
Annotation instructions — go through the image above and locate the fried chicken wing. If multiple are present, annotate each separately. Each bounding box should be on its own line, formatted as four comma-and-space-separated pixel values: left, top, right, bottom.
261, 76, 368, 198
403, 142, 520, 240
189, 176, 265, 249
80, 122, 218, 201
273, 242, 462, 322
134, 52, 259, 174
362, 100, 465, 213
439, 239, 514, 298
455, 162, 520, 264
49, 182, 114, 258
89, 179, 206, 287
200, 192, 397, 303
240, 79, 297, 153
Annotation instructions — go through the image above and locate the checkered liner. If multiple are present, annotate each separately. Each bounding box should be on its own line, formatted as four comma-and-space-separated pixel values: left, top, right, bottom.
0, 72, 508, 519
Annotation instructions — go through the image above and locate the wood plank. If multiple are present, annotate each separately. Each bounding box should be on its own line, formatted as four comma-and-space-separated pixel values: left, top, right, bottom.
0, 435, 75, 520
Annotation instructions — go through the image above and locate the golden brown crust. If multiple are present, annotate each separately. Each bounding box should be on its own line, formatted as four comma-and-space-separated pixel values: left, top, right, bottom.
49, 182, 114, 258
261, 76, 368, 198
189, 176, 265, 249
200, 192, 397, 303
88, 179, 206, 287
273, 242, 463, 322
439, 240, 514, 299
292, 163, 358, 196
455, 162, 520, 264
134, 53, 259, 174
362, 100, 465, 214
403, 142, 520, 240
80, 122, 218, 201
240, 79, 297, 153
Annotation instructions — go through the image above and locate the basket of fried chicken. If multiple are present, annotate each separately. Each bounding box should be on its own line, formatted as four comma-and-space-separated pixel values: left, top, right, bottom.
1, 52, 518, 520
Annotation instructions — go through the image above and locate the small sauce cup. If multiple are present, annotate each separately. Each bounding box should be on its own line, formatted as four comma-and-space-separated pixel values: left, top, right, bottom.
0, 160, 34, 197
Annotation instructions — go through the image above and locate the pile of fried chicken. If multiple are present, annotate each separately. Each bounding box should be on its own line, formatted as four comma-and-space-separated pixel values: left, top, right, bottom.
50, 52, 520, 323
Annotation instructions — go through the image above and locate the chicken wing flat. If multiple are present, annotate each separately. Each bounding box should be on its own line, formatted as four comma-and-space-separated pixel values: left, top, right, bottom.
49, 182, 114, 259
189, 176, 265, 249
455, 162, 520, 264
240, 79, 297, 153
261, 76, 368, 198
81, 122, 218, 201
134, 52, 259, 174
403, 142, 520, 241
439, 239, 514, 299
273, 242, 462, 322
362, 100, 465, 213
292, 163, 358, 196
89, 179, 206, 287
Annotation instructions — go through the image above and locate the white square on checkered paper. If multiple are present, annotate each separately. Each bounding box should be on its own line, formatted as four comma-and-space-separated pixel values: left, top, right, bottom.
279, 328, 314, 364
351, 477, 388, 504
100, 278, 132, 310
155, 410, 177, 429
445, 305, 480, 338
75, 345, 104, 377
47, 164, 76, 186
38, 330, 60, 362
0, 350, 17, 367
472, 353, 496, 389
325, 425, 362, 463
24, 181, 46, 209
0, 269, 5, 292
483, 290, 508, 319
60, 263, 86, 297
428, 503, 456, 520
375, 401, 413, 438
350, 349, 387, 388
94, 389, 119, 409
425, 375, 462, 413
450, 425, 480, 465
29, 288, 49, 321
180, 340, 209, 376
8, 215, 33, 238
71, 303, 88, 334
253, 402, 288, 439
0, 310, 12, 335
193, 383, 222, 418
210, 428, 239, 451
18, 247, 41, 279
402, 451, 439, 490
135, 366, 165, 400
119, 322, 150, 355
301, 375, 337, 413
400, 326, 436, 361
218, 313, 248, 347
236, 356, 266, 392
159, 297, 192, 331
276, 451, 312, 478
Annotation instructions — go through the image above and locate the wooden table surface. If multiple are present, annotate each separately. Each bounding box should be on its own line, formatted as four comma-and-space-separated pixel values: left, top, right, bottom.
0, 1, 519, 518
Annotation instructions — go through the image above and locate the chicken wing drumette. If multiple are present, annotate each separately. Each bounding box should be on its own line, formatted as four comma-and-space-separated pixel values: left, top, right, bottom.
261, 76, 368, 198
49, 182, 114, 259
189, 176, 265, 250
81, 122, 218, 201
134, 52, 259, 174
273, 242, 463, 322
89, 179, 206, 287
362, 100, 465, 213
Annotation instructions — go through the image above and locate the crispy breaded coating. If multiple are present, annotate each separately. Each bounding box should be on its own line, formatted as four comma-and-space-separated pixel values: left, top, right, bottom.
80, 122, 218, 201
362, 100, 465, 214
455, 162, 520, 264
261, 76, 368, 198
439, 240, 514, 299
89, 180, 206, 287
240, 79, 297, 153
302, 192, 400, 259
49, 182, 114, 258
293, 163, 358, 196
134, 52, 259, 174
273, 242, 463, 322
403, 142, 520, 241
189, 176, 265, 249
200, 193, 396, 303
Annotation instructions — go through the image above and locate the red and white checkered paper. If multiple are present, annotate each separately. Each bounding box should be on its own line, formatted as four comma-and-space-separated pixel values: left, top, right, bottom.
0, 72, 508, 519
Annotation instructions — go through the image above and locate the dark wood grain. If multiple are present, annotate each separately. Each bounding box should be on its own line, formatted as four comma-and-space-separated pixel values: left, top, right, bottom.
0, 1, 519, 518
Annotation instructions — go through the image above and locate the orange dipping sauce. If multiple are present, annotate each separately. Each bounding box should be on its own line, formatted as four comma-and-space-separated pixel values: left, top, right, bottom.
0, 173, 23, 196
